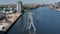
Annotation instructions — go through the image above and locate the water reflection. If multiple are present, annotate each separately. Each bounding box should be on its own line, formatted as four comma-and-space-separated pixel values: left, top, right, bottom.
22, 12, 36, 30
27, 12, 36, 31
25, 30, 36, 34
29, 31, 36, 34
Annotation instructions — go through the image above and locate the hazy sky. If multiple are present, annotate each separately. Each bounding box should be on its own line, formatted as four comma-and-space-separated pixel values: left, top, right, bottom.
0, 0, 60, 4
21, 0, 60, 4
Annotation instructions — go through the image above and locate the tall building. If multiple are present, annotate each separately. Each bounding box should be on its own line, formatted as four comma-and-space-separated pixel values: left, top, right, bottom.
16, 1, 22, 12
55, 1, 60, 7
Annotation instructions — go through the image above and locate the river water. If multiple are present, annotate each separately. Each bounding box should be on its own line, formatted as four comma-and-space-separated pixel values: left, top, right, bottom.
8, 7, 60, 34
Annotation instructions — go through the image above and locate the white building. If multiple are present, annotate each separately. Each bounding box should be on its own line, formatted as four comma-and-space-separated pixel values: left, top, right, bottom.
55, 2, 60, 8
16, 1, 22, 12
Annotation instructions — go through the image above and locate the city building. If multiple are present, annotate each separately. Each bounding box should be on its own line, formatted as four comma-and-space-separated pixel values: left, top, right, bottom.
16, 1, 22, 12
55, 2, 60, 8
0, 1, 22, 13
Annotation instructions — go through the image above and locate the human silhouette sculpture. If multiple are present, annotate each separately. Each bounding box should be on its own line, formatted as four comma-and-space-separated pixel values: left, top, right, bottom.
27, 12, 36, 31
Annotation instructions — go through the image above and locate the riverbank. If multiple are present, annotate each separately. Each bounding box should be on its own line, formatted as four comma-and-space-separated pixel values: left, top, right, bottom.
0, 12, 22, 32
55, 8, 60, 11
22, 4, 40, 10
52, 8, 60, 12
49, 6, 60, 11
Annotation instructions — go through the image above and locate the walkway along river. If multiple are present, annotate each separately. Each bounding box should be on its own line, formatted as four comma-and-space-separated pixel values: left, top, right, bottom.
7, 7, 60, 34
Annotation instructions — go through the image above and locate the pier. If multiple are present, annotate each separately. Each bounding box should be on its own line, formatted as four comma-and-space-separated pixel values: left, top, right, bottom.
0, 12, 22, 31
0, 12, 23, 34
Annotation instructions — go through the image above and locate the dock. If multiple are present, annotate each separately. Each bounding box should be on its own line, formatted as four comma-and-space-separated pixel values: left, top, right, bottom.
0, 12, 22, 33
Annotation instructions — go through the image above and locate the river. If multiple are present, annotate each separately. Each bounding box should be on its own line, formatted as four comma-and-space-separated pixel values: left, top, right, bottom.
7, 7, 60, 34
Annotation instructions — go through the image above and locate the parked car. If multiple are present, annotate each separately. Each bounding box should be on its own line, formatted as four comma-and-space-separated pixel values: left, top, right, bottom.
2, 8, 16, 14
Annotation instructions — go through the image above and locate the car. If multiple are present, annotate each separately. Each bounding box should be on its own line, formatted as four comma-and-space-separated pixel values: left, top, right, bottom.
2, 8, 16, 14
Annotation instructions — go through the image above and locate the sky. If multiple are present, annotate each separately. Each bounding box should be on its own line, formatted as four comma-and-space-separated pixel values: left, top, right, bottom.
20, 0, 60, 4
0, 0, 60, 4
